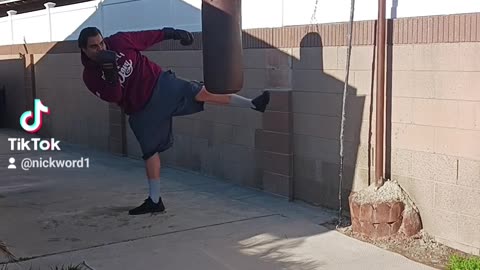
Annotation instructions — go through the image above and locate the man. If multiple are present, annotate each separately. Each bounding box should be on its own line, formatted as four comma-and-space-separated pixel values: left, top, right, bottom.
78, 27, 270, 215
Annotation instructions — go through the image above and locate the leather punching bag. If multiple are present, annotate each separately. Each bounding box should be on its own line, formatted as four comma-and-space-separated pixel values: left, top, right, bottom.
201, 0, 243, 94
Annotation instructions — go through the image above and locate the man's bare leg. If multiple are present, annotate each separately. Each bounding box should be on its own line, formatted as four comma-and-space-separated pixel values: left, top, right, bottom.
194, 86, 234, 105
145, 152, 161, 179
194, 86, 270, 112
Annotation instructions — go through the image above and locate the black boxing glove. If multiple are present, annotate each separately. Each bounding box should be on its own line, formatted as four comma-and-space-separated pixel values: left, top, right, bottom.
95, 50, 118, 84
162, 27, 194, 46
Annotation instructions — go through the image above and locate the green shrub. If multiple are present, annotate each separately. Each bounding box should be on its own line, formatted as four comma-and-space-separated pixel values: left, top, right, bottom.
448, 255, 480, 270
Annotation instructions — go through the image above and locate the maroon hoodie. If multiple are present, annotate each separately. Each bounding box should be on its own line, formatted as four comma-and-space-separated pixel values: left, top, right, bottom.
81, 30, 167, 114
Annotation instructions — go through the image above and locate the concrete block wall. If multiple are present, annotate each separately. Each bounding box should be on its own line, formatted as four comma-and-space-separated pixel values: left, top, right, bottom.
290, 36, 373, 210
390, 42, 480, 254
33, 53, 110, 151
0, 55, 27, 129
382, 14, 480, 254
257, 89, 294, 198
0, 43, 115, 152
0, 12, 479, 255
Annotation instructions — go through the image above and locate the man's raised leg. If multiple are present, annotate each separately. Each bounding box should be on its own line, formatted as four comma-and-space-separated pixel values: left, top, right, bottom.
194, 86, 270, 112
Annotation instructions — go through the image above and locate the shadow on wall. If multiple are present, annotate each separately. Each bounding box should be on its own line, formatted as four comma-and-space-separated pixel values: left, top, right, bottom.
291, 31, 368, 210
0, 56, 27, 130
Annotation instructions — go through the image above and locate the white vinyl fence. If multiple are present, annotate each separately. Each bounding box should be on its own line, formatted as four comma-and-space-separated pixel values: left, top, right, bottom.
0, 0, 478, 46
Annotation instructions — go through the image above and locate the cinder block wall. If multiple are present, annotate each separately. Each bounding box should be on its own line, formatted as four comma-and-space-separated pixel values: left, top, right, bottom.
0, 55, 28, 129
0, 13, 479, 255
0, 43, 121, 153
290, 30, 373, 209
380, 14, 480, 255
390, 43, 480, 254
33, 52, 110, 151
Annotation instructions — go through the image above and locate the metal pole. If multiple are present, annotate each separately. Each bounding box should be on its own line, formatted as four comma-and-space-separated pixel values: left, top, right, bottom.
375, 0, 386, 187
44, 2, 56, 42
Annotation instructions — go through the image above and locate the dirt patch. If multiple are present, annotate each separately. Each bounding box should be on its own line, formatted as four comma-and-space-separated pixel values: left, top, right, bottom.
338, 225, 476, 270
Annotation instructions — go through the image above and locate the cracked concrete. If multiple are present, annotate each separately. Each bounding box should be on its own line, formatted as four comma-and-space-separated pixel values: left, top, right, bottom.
0, 129, 436, 270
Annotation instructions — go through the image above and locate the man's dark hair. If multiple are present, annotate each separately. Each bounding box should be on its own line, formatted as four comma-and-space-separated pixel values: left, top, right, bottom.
78, 27, 102, 49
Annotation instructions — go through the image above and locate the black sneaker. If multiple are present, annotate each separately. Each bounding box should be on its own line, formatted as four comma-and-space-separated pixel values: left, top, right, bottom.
251, 91, 270, 112
128, 197, 165, 215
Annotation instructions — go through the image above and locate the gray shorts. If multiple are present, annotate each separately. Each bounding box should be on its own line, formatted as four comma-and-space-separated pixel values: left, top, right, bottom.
128, 70, 204, 160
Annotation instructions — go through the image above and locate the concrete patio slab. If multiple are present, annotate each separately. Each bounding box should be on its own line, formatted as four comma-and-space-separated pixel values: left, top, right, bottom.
0, 129, 436, 270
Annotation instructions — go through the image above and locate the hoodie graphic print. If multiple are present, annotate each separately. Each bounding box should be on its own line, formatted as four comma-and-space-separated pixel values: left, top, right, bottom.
81, 30, 167, 114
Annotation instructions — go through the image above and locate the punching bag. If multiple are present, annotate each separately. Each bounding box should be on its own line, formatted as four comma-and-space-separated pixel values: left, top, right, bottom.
201, 0, 243, 94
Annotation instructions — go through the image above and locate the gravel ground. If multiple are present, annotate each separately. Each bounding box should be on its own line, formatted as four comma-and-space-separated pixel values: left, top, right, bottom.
338, 226, 470, 270
349, 179, 418, 215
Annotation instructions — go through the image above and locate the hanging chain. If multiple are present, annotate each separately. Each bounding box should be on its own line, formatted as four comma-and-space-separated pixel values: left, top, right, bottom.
307, 0, 356, 228
310, 0, 319, 24
309, 0, 320, 33
337, 0, 356, 228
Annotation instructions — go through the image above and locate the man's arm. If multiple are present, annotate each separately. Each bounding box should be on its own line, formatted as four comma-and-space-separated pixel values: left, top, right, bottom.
108, 28, 194, 51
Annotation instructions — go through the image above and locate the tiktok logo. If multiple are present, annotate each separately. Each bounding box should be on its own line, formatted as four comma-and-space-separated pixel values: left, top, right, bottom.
19, 99, 50, 133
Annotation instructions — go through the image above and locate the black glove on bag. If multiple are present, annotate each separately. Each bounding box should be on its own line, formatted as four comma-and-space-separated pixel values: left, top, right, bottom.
96, 50, 118, 84
162, 27, 194, 46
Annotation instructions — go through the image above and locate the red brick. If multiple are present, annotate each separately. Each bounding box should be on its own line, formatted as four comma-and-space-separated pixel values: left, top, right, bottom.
349, 198, 360, 219
360, 221, 375, 235
374, 223, 392, 238
401, 210, 423, 237
351, 217, 361, 232
373, 203, 391, 224
371, 202, 405, 224
359, 203, 374, 222
390, 202, 405, 222
389, 219, 403, 235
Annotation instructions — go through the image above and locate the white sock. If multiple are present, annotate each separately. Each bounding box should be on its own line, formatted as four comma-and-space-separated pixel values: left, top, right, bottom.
148, 179, 161, 203
230, 94, 254, 108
